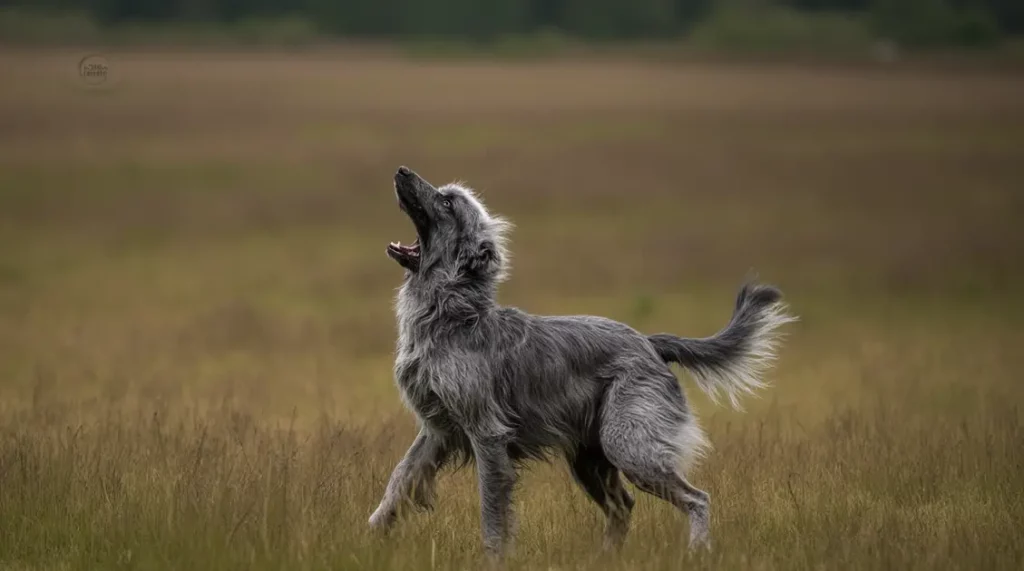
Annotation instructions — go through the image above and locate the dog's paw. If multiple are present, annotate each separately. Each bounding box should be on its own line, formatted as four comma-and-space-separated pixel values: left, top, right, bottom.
368, 507, 396, 533
688, 535, 713, 553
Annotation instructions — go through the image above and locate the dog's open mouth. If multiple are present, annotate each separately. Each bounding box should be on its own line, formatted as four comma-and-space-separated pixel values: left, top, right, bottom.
388, 166, 430, 273
387, 238, 420, 271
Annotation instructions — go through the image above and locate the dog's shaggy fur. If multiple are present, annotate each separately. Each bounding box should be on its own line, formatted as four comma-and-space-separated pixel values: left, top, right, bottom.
370, 166, 796, 558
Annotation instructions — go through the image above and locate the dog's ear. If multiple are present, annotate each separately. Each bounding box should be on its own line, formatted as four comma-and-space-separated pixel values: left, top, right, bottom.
464, 239, 500, 277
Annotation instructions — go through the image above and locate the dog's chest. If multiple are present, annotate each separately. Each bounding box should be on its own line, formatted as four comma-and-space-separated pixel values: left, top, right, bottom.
394, 347, 459, 432
393, 287, 475, 433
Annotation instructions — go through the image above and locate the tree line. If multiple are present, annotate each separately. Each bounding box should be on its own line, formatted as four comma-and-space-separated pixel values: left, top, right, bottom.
3, 0, 1020, 47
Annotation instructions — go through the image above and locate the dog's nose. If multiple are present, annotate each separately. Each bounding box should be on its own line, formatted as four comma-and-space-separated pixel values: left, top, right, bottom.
396, 166, 411, 178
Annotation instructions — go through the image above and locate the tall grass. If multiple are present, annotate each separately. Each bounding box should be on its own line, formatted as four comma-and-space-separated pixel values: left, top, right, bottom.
2, 355, 1021, 569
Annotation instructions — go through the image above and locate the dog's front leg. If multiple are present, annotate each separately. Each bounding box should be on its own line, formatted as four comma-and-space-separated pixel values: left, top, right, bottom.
369, 426, 448, 532
471, 436, 517, 560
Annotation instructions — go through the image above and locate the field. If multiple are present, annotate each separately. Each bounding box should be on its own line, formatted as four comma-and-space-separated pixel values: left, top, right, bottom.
1, 49, 1023, 570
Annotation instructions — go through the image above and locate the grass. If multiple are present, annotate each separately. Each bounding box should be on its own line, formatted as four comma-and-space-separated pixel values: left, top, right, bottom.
1, 49, 1023, 570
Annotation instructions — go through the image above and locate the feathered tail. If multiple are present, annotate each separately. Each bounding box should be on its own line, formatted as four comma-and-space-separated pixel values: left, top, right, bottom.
648, 283, 797, 409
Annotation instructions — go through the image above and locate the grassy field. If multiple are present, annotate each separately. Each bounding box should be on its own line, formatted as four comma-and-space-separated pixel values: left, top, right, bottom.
0, 49, 1023, 570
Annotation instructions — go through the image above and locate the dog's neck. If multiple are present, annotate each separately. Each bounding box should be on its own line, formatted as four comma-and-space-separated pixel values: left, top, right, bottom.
395, 272, 497, 347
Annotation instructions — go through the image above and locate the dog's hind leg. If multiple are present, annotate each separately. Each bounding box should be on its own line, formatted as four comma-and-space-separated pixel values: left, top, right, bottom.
623, 468, 710, 548
568, 446, 635, 550
369, 426, 450, 532
599, 372, 712, 549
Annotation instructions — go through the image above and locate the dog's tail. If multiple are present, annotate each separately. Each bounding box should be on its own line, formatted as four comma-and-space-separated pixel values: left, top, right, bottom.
648, 282, 797, 410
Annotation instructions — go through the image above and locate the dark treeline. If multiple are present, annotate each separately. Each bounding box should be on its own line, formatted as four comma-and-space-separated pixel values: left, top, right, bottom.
3, 0, 1021, 46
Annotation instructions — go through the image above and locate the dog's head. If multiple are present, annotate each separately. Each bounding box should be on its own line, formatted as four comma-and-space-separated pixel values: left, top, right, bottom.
387, 166, 511, 284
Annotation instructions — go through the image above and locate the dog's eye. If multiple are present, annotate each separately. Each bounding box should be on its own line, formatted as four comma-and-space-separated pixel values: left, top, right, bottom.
442, 199, 452, 209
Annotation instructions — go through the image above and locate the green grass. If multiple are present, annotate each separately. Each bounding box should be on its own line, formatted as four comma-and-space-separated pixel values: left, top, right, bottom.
0, 49, 1023, 570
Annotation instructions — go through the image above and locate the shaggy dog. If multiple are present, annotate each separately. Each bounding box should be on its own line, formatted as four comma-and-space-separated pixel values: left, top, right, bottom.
369, 166, 796, 558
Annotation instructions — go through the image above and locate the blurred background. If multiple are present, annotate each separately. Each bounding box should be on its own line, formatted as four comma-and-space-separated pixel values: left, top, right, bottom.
1, 0, 1023, 51
0, 1, 1022, 570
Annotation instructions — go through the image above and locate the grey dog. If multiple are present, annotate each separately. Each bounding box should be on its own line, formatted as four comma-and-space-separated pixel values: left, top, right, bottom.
370, 166, 796, 558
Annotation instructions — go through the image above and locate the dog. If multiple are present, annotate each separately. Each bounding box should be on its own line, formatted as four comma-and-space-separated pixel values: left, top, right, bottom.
369, 166, 796, 558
